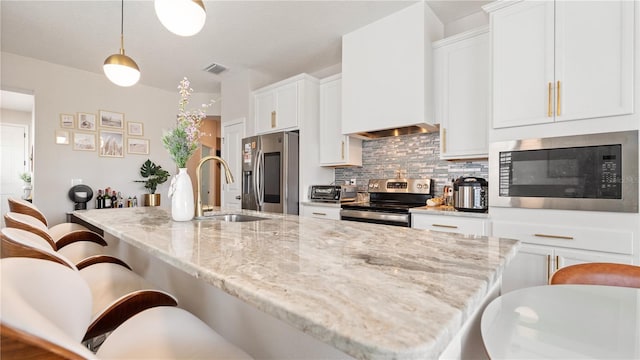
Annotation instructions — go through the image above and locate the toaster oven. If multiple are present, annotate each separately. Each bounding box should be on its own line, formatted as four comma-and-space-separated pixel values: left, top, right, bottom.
309, 185, 357, 203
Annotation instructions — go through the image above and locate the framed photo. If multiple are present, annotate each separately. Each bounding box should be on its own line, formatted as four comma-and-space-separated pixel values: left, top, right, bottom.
60, 114, 75, 128
99, 130, 124, 157
55, 130, 70, 145
73, 132, 96, 151
127, 121, 144, 136
99, 110, 124, 129
77, 112, 97, 131
127, 138, 149, 155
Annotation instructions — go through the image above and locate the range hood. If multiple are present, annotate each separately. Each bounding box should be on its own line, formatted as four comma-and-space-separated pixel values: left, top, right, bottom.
352, 124, 439, 140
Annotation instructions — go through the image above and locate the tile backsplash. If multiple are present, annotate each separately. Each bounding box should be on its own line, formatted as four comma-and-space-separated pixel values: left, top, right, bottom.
334, 132, 488, 197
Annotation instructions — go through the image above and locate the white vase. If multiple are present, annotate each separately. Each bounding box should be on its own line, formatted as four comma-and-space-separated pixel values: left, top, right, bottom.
169, 168, 194, 221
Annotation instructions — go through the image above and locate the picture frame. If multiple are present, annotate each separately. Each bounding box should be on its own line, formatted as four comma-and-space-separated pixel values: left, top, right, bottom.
127, 121, 144, 136
127, 138, 149, 155
99, 130, 124, 157
72, 132, 96, 151
99, 110, 124, 129
55, 130, 70, 145
77, 112, 97, 131
60, 114, 75, 128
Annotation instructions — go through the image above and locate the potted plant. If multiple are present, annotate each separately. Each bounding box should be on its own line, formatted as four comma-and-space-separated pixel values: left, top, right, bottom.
19, 172, 32, 200
135, 159, 170, 206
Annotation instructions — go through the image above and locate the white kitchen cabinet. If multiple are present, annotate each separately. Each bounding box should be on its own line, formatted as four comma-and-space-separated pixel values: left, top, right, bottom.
341, 1, 443, 135
493, 217, 635, 294
500, 243, 634, 294
411, 213, 488, 236
486, 0, 634, 129
301, 203, 341, 220
433, 27, 489, 160
319, 74, 362, 166
254, 79, 299, 134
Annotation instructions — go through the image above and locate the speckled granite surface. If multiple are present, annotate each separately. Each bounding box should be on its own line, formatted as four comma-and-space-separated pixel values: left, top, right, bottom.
74, 207, 518, 359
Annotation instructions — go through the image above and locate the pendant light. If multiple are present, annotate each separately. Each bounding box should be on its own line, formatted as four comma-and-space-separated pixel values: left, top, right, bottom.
154, 0, 206, 37
103, 0, 140, 87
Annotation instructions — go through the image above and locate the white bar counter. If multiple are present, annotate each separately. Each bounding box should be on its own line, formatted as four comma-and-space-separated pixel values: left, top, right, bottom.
74, 207, 519, 359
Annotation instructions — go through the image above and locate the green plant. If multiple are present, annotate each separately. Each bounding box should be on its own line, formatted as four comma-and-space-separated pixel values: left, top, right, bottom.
19, 172, 31, 183
134, 159, 170, 194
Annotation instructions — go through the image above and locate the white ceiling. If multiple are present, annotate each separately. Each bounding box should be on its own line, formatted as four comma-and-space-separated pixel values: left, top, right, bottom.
1, 0, 489, 101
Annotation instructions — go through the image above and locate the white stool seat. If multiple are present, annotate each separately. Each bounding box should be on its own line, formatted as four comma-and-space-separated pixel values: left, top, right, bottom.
97, 306, 253, 359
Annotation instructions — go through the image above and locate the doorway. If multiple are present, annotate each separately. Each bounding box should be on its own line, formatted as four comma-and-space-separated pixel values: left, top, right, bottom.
187, 116, 221, 207
0, 90, 34, 225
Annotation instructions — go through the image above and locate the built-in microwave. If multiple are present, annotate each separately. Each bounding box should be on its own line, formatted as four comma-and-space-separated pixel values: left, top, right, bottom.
489, 130, 638, 212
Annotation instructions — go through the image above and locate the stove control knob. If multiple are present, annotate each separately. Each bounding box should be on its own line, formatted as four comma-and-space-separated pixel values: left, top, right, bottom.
369, 183, 374, 188
417, 184, 423, 189
373, 183, 379, 189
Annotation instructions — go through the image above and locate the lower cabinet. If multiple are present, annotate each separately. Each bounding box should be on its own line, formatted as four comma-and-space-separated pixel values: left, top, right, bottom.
411, 213, 488, 236
500, 243, 634, 294
301, 204, 341, 220
493, 218, 635, 294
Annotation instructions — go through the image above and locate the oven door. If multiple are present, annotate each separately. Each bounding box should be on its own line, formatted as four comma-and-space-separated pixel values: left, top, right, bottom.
340, 209, 410, 227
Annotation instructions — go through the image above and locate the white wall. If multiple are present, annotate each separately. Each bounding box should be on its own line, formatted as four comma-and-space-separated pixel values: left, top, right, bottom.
1, 52, 219, 225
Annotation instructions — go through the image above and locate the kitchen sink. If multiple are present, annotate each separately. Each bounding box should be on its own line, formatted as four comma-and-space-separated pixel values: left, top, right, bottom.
195, 213, 268, 222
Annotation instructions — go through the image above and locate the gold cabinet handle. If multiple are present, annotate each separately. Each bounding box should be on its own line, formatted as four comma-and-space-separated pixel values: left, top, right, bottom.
442, 128, 447, 153
341, 141, 345, 160
556, 80, 561, 116
312, 212, 327, 216
547, 254, 552, 281
432, 224, 458, 229
271, 111, 276, 128
534, 233, 574, 240
548, 82, 553, 117
555, 255, 560, 271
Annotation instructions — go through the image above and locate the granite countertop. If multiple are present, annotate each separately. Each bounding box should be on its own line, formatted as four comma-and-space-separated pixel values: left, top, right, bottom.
74, 207, 518, 359
410, 205, 490, 218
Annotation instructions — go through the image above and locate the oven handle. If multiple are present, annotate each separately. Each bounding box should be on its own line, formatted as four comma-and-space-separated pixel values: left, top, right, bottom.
339, 209, 410, 224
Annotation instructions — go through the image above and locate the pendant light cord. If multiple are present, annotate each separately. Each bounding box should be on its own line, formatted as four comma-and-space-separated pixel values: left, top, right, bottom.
119, 0, 125, 54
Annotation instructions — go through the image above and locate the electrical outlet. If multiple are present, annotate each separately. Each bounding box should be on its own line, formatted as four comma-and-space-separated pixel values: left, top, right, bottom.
350, 178, 356, 185
71, 178, 83, 186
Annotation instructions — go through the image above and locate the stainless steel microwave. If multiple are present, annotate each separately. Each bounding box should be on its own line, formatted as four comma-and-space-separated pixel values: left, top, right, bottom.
489, 130, 638, 212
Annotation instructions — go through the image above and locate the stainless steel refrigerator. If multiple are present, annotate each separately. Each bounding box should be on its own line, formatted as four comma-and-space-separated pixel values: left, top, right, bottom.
241, 131, 299, 214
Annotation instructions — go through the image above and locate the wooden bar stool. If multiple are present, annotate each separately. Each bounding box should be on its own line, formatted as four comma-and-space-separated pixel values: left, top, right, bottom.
549, 262, 640, 288
1, 257, 253, 359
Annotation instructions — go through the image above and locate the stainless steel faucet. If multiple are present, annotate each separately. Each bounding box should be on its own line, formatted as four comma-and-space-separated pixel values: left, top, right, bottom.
195, 156, 235, 218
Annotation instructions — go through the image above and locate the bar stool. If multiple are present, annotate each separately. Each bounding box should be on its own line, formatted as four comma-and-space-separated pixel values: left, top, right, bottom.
0, 230, 177, 341
1, 257, 253, 359
8, 197, 97, 232
4, 212, 107, 264
549, 262, 640, 288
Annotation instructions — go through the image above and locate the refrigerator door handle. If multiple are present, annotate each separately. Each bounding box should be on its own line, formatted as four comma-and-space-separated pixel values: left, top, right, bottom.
258, 149, 265, 207
253, 148, 261, 209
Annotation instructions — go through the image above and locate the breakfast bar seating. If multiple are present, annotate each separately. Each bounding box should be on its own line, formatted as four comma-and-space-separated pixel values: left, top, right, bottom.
1, 257, 253, 359
0, 229, 178, 341
549, 262, 640, 288
4, 212, 108, 265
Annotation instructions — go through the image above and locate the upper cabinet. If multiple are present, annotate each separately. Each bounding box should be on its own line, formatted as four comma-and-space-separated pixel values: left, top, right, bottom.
254, 75, 316, 134
487, 0, 634, 129
341, 2, 443, 135
319, 74, 362, 166
433, 27, 489, 160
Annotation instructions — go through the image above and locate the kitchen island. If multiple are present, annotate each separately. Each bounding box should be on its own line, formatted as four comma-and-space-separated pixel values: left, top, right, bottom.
73, 207, 519, 359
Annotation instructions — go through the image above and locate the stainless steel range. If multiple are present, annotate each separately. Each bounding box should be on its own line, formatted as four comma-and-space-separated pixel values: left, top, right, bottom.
340, 178, 433, 227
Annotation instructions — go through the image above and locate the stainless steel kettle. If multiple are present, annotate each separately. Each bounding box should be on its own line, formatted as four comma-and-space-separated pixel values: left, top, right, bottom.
453, 177, 488, 213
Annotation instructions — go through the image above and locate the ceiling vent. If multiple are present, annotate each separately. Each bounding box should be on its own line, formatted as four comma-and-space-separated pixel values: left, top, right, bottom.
203, 62, 227, 75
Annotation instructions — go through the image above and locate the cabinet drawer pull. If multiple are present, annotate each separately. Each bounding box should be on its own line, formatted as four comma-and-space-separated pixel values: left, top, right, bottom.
534, 233, 574, 240
547, 82, 553, 117
312, 212, 327, 216
432, 224, 458, 229
556, 80, 561, 116
547, 254, 552, 281
271, 111, 276, 128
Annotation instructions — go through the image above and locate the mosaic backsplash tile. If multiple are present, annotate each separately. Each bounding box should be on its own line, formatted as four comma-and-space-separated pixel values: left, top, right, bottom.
334, 132, 488, 197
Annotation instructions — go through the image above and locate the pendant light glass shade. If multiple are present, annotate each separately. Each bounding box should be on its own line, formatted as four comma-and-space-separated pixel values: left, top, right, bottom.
154, 0, 206, 37
104, 0, 140, 87
104, 51, 140, 87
